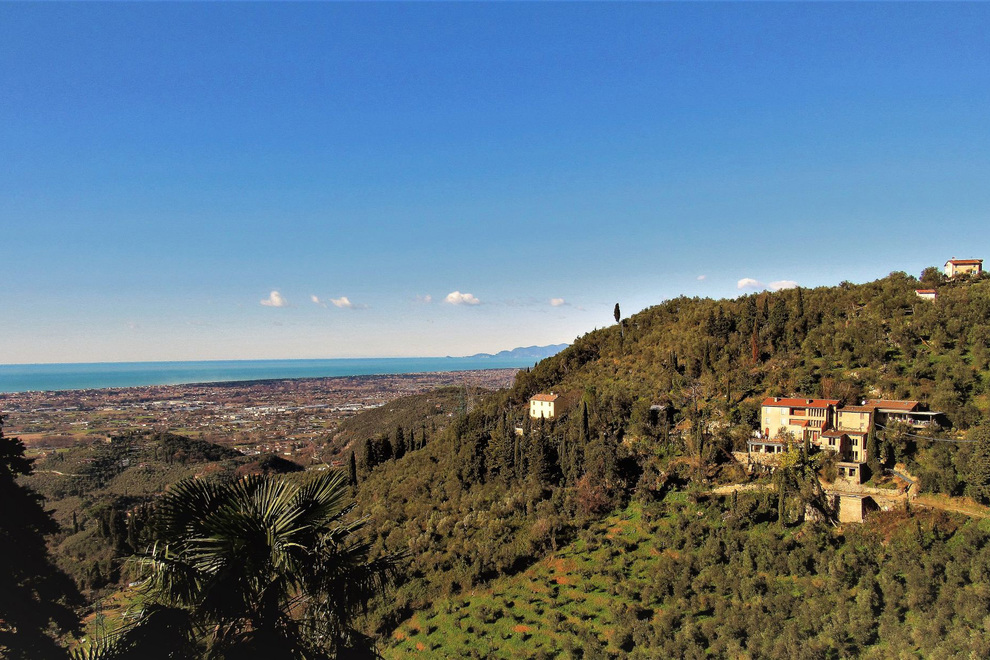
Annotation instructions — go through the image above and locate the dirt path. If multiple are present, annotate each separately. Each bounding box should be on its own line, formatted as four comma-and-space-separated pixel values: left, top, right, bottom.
710, 483, 774, 495
913, 494, 990, 519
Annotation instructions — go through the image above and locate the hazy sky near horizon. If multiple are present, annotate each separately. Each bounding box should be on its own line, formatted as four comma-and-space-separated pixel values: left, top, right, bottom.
2, 3, 989, 364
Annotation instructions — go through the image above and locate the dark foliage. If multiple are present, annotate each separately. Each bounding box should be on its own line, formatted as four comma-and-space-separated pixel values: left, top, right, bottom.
0, 415, 82, 659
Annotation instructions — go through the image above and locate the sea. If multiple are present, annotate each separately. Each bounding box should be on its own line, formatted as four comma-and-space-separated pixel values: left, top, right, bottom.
0, 357, 535, 394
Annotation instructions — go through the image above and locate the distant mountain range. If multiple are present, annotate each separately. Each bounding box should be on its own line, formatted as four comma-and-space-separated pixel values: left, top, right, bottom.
461, 344, 570, 361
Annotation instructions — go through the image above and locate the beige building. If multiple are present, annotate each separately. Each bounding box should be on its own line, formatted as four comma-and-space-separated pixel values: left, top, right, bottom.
845, 433, 868, 463
529, 393, 559, 419
760, 397, 839, 443
820, 429, 848, 455
944, 258, 983, 278
864, 399, 941, 429
915, 289, 937, 301
836, 405, 873, 434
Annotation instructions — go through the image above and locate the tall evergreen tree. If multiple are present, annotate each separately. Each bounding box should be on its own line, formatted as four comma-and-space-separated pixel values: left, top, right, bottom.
392, 426, 406, 461
348, 451, 358, 487
362, 437, 377, 471
0, 415, 81, 659
967, 424, 990, 504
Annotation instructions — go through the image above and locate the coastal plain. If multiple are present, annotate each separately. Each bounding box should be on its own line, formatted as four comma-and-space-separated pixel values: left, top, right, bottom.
1, 369, 518, 464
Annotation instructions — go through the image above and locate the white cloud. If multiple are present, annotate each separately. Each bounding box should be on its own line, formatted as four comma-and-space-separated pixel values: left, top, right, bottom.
416, 294, 433, 304
737, 278, 764, 290
697, 275, 707, 281
330, 296, 355, 309
261, 290, 287, 307
550, 297, 566, 307
311, 295, 327, 308
445, 291, 481, 305
737, 278, 799, 292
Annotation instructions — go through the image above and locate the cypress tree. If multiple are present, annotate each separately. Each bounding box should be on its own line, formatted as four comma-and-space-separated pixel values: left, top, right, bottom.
867, 429, 880, 474
392, 426, 406, 461
0, 414, 82, 658
968, 424, 990, 504
362, 437, 376, 471
751, 321, 760, 365
377, 434, 393, 463
580, 401, 590, 446
348, 451, 358, 487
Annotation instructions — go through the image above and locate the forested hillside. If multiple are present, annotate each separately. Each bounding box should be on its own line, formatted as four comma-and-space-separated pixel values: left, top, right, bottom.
349, 270, 990, 655
22, 430, 305, 594
11, 270, 990, 657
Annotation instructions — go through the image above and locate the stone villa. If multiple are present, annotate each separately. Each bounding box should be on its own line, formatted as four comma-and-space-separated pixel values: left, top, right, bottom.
748, 397, 942, 485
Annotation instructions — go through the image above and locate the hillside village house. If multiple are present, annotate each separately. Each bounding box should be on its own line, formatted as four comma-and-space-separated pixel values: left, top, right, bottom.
944, 258, 983, 278
749, 396, 943, 484
758, 397, 839, 445
864, 399, 942, 429
529, 393, 558, 419
915, 289, 937, 301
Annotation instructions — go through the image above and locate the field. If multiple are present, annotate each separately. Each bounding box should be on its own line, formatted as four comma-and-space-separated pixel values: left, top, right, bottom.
387, 496, 695, 658
385, 491, 990, 659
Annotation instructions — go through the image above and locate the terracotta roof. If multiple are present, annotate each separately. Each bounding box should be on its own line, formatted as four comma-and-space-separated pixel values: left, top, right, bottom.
839, 405, 874, 413
865, 399, 919, 412
915, 289, 937, 294
530, 393, 559, 402
822, 430, 847, 438
946, 259, 983, 265
762, 397, 840, 408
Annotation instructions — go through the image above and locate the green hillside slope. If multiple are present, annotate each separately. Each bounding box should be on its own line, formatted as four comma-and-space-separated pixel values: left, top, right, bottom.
353, 271, 990, 653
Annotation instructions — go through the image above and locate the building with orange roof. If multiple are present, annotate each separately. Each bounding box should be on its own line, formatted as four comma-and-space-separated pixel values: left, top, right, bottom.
915, 289, 937, 301
944, 257, 983, 278
759, 396, 839, 444
529, 393, 559, 419
864, 399, 942, 429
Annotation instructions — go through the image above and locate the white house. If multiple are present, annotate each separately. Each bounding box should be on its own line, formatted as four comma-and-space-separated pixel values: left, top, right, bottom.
529, 393, 559, 419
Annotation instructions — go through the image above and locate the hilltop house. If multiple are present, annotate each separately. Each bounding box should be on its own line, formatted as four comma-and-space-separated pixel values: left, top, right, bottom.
944, 258, 983, 278
529, 393, 559, 419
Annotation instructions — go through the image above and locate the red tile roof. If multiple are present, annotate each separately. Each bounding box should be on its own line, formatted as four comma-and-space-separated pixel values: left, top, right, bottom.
915, 289, 937, 294
530, 393, 559, 402
793, 419, 827, 428
865, 399, 919, 412
946, 259, 983, 265
839, 405, 874, 413
762, 397, 840, 408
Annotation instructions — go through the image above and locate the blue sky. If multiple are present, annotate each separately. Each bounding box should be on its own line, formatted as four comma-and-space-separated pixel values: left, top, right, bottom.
2, 3, 989, 363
